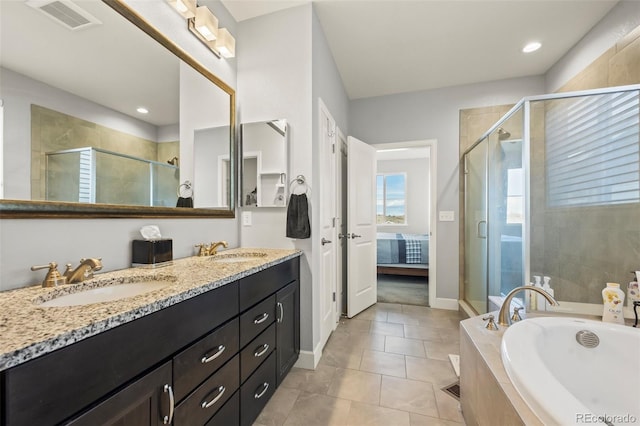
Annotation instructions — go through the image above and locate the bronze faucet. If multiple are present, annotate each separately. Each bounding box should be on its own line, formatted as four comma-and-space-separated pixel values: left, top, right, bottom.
207, 241, 228, 256
63, 258, 103, 283
497, 285, 559, 326
195, 241, 228, 256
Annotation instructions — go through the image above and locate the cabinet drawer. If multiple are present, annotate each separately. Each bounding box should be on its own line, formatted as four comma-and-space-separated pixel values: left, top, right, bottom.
240, 295, 275, 347
173, 318, 239, 402
241, 323, 276, 383
174, 355, 239, 426
239, 258, 298, 311
2, 282, 239, 426
240, 352, 276, 426
205, 390, 239, 426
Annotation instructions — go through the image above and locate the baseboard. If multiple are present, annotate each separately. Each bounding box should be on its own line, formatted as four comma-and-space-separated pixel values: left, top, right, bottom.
431, 297, 459, 310
294, 342, 323, 370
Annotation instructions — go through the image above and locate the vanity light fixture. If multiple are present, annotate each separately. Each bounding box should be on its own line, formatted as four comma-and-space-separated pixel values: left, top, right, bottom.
192, 6, 218, 41
522, 41, 541, 53
167, 1, 235, 59
215, 28, 236, 58
166, 0, 196, 19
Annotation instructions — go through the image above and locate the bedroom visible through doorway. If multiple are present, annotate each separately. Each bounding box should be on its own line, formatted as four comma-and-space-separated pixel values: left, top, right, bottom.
375, 143, 431, 306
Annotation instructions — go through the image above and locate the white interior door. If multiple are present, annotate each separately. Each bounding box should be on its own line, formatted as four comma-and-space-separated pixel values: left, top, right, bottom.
347, 136, 377, 318
319, 100, 337, 348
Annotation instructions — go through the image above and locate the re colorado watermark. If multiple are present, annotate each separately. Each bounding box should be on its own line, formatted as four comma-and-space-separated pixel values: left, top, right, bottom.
576, 413, 638, 424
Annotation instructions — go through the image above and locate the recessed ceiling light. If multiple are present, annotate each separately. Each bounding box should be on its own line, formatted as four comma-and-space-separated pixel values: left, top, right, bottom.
522, 42, 541, 53
136, 107, 149, 114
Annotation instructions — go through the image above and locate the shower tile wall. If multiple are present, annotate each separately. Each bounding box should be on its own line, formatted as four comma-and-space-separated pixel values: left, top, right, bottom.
529, 100, 640, 304
31, 105, 178, 203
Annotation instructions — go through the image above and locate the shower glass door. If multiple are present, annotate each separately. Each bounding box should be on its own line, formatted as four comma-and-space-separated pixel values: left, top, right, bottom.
464, 139, 488, 314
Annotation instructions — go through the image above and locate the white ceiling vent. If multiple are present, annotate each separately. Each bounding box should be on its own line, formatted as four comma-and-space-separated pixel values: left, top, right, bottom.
26, 0, 101, 31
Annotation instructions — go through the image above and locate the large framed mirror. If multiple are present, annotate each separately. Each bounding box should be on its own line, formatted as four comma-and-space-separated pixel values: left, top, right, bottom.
0, 0, 235, 218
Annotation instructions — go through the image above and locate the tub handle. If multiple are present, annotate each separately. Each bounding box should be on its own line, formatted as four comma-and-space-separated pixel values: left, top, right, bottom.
510, 307, 523, 323
482, 314, 499, 331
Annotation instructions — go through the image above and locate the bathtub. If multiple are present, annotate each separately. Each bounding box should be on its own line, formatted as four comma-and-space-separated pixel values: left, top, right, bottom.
501, 317, 640, 426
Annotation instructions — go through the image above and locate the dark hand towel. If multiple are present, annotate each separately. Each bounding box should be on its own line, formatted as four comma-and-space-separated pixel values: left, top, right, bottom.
176, 196, 193, 208
286, 193, 311, 239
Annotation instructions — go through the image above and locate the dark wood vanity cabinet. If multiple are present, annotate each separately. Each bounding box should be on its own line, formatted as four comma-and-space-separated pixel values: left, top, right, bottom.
0, 256, 300, 426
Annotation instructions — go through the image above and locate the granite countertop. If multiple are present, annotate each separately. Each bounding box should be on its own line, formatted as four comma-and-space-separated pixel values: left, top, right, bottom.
0, 248, 302, 372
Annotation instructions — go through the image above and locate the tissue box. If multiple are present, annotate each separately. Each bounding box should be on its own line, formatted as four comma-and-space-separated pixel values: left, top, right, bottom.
132, 239, 173, 266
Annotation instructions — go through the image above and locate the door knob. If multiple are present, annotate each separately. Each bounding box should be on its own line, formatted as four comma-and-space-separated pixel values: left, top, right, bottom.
350, 233, 362, 239
321, 238, 332, 245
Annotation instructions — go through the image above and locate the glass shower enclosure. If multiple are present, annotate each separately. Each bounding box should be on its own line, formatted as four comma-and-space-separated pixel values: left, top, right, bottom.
46, 147, 179, 207
463, 84, 640, 315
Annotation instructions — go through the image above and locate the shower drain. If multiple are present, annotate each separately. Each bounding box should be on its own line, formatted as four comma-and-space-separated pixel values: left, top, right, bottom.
576, 330, 600, 348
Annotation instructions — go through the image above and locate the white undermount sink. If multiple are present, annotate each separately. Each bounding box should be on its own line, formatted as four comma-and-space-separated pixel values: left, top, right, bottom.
210, 252, 268, 263
37, 279, 173, 307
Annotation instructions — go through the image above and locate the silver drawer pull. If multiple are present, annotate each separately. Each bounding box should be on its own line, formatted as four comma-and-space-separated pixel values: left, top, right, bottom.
254, 382, 269, 399
277, 302, 284, 323
201, 385, 226, 409
254, 343, 269, 357
201, 345, 225, 364
253, 312, 269, 324
163, 384, 175, 424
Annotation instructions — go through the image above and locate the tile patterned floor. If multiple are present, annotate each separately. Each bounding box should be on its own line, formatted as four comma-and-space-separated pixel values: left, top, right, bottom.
254, 303, 466, 426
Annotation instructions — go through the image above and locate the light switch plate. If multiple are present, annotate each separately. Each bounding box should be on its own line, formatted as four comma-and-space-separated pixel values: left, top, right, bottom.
242, 211, 252, 226
439, 210, 455, 221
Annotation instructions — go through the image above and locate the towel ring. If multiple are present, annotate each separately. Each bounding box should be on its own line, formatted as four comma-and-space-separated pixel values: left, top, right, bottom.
289, 174, 310, 195
177, 180, 193, 198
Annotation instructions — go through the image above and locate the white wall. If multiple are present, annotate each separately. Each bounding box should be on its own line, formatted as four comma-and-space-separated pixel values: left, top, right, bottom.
350, 76, 545, 300
237, 4, 349, 364
0, 0, 240, 291
236, 5, 315, 357
545, 0, 640, 92
377, 158, 430, 235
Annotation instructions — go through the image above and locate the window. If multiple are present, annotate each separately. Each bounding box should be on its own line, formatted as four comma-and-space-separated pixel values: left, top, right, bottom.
545, 90, 639, 208
377, 173, 406, 224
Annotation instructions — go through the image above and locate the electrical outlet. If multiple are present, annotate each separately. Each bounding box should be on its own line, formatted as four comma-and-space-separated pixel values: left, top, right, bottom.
439, 211, 455, 222
242, 211, 252, 226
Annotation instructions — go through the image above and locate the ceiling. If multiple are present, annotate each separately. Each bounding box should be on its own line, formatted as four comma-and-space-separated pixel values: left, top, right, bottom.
0, 0, 179, 127
221, 0, 619, 99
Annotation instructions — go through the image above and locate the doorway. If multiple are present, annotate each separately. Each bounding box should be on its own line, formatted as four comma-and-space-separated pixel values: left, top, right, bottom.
373, 141, 435, 307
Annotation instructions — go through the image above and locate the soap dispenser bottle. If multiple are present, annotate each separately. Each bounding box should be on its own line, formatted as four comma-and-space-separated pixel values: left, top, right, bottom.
541, 276, 554, 309
602, 282, 625, 324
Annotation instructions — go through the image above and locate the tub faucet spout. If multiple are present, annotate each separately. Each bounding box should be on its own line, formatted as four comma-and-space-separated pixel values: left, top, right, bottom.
498, 285, 558, 326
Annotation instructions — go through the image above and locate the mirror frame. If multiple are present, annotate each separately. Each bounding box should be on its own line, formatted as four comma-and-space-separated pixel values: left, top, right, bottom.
0, 0, 236, 219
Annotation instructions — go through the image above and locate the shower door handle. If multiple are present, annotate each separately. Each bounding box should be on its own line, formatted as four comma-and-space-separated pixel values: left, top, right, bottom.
477, 220, 487, 239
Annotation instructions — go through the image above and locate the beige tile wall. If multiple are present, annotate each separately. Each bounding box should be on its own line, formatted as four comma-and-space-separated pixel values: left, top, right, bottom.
31, 105, 179, 203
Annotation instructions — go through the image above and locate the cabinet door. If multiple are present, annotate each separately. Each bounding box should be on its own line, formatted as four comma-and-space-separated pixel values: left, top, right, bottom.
276, 280, 300, 386
67, 361, 173, 426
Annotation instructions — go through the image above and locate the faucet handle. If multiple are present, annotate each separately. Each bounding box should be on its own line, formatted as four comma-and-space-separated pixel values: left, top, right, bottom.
511, 307, 523, 323
31, 262, 67, 288
195, 243, 208, 257
482, 314, 499, 331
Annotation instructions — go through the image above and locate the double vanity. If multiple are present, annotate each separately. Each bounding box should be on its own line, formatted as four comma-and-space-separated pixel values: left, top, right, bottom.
0, 248, 301, 426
